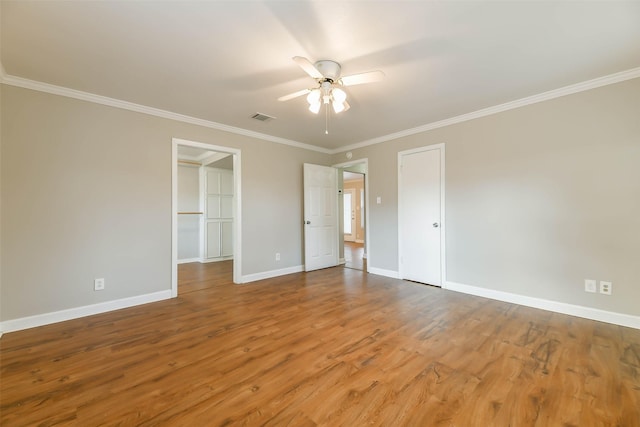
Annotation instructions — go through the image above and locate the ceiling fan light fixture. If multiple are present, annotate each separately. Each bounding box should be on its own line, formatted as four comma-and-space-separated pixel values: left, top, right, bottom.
279, 56, 385, 128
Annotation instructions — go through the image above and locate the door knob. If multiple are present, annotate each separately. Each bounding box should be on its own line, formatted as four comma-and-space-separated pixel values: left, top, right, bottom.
433, 222, 439, 228
305, 221, 311, 225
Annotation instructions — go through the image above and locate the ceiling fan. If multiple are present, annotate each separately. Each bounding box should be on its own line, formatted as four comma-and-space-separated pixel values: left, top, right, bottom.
278, 56, 385, 115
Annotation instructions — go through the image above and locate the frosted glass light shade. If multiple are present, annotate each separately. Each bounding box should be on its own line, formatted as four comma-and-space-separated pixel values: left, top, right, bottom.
306, 89, 321, 104
309, 102, 321, 114
332, 88, 347, 103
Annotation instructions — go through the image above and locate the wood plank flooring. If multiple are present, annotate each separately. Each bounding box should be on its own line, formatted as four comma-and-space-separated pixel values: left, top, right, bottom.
344, 242, 366, 271
1, 262, 639, 426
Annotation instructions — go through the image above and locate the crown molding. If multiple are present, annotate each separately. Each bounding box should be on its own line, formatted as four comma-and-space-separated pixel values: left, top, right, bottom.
1, 61, 638, 157
331, 67, 640, 154
0, 70, 331, 155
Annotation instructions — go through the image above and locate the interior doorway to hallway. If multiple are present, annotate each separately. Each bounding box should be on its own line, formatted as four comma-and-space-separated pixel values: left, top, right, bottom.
334, 158, 369, 272
342, 171, 365, 270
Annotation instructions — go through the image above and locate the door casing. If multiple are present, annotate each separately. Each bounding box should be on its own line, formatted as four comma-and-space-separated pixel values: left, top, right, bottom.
172, 138, 242, 295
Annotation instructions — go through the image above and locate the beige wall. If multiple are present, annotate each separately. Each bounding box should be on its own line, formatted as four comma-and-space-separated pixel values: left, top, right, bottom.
2, 77, 639, 323
1, 85, 330, 321
332, 78, 640, 316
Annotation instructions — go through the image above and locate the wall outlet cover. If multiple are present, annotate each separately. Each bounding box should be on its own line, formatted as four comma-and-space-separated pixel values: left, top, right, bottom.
599, 281, 612, 295
585, 279, 597, 293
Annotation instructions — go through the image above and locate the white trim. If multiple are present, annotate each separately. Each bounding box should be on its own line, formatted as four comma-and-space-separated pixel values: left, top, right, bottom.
334, 67, 640, 154
200, 256, 233, 263
240, 265, 304, 284
0, 290, 172, 334
0, 73, 329, 154
444, 281, 640, 330
398, 143, 446, 286
177, 257, 201, 265
172, 138, 242, 297
333, 158, 370, 273
367, 267, 400, 279
339, 258, 346, 265
1, 65, 637, 157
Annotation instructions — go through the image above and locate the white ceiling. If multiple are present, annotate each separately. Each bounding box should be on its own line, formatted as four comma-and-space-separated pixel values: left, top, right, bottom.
2, 1, 640, 152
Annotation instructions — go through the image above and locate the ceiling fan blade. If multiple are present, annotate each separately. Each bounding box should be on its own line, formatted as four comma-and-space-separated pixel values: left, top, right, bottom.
340, 70, 385, 86
277, 88, 310, 102
292, 56, 323, 79
343, 101, 351, 112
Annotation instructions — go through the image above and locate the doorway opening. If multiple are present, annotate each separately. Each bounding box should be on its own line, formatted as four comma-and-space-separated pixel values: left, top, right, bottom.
334, 159, 369, 272
172, 138, 242, 297
342, 171, 365, 270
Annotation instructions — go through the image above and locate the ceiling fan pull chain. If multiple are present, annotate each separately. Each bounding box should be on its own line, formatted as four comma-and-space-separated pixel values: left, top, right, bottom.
325, 103, 329, 134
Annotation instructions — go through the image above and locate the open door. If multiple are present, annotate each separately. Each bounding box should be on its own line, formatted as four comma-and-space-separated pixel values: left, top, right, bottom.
304, 163, 339, 271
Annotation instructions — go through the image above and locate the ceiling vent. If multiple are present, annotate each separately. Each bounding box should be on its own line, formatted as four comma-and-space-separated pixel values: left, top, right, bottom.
251, 112, 275, 122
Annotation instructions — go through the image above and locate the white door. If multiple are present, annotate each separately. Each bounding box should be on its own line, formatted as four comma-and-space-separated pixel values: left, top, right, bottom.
343, 189, 356, 242
399, 146, 444, 286
304, 163, 339, 271
204, 167, 233, 260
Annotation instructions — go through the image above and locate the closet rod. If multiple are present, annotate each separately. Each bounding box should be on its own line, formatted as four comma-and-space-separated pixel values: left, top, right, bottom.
178, 160, 202, 166
178, 212, 203, 215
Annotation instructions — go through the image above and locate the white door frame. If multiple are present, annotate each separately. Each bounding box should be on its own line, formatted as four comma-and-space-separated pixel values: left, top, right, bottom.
172, 137, 242, 296
333, 158, 370, 272
397, 144, 446, 284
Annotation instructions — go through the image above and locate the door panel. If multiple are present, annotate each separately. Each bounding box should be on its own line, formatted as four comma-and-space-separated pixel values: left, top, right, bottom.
221, 222, 233, 256
304, 164, 338, 271
399, 147, 442, 286
207, 222, 221, 258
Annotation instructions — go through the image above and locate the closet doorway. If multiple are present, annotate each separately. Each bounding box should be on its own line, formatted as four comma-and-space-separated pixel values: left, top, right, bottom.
171, 138, 242, 297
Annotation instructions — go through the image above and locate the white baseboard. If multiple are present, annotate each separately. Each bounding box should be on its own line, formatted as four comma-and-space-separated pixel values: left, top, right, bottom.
240, 265, 304, 284
339, 258, 346, 265
368, 267, 400, 279
177, 257, 201, 264
200, 256, 233, 263
444, 281, 640, 330
0, 290, 173, 334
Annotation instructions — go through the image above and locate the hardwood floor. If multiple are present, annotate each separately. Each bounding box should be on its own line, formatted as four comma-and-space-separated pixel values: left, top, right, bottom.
1, 263, 639, 426
344, 241, 366, 271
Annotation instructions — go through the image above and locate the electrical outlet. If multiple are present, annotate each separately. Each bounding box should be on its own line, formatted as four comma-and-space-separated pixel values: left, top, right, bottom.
584, 279, 597, 293
599, 281, 612, 295
275, 252, 280, 261
94, 278, 105, 291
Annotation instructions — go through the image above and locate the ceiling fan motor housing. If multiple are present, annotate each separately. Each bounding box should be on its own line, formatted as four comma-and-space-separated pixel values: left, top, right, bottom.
314, 60, 341, 81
